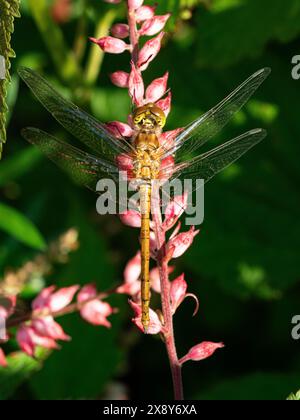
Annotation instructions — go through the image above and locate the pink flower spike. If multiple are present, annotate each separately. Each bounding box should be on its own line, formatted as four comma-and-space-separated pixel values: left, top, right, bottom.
47, 285, 79, 312
128, 0, 143, 9
32, 316, 70, 341
145, 72, 169, 103
135, 5, 156, 22
129, 62, 145, 106
80, 300, 113, 328
105, 121, 133, 138
156, 91, 172, 117
110, 71, 130, 88
162, 193, 188, 231
139, 14, 171, 36
90, 36, 130, 54
137, 32, 165, 71
180, 342, 224, 364
170, 274, 187, 314
119, 210, 141, 228
129, 300, 162, 334
111, 23, 129, 39
0, 348, 7, 367
166, 226, 199, 260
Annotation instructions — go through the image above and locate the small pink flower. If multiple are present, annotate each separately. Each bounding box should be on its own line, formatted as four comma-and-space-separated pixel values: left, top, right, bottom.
47, 286, 79, 312
139, 14, 171, 36
135, 5, 156, 22
17, 325, 59, 357
137, 32, 165, 71
156, 92, 172, 117
111, 23, 129, 39
145, 72, 169, 103
77, 284, 113, 327
129, 300, 162, 334
80, 300, 113, 327
128, 0, 143, 9
119, 210, 141, 228
166, 226, 199, 260
110, 71, 130, 88
31, 316, 70, 341
32, 286, 56, 310
162, 193, 188, 231
124, 252, 141, 284
105, 121, 133, 138
160, 128, 183, 150
0, 348, 7, 367
129, 62, 145, 106
90, 36, 130, 54
180, 342, 224, 364
170, 274, 187, 314
51, 0, 72, 24
149, 266, 175, 294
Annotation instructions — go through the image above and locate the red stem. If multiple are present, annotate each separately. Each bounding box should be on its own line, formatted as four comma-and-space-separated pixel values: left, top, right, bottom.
127, 1, 139, 65
152, 187, 184, 401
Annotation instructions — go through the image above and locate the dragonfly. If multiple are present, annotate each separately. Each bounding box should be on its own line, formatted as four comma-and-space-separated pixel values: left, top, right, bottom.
18, 67, 271, 332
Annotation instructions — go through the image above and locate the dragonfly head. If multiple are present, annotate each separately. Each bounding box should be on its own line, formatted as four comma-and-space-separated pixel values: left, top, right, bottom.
133, 103, 166, 131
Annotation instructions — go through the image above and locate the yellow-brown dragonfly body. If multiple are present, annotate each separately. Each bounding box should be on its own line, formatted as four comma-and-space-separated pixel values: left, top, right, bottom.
132, 103, 166, 332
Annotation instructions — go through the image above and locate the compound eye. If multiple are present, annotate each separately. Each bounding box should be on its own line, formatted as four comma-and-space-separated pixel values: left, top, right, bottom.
134, 113, 144, 125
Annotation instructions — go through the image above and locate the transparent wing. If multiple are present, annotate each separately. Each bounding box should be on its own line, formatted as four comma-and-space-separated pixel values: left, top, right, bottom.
160, 129, 267, 191
161, 68, 271, 161
21, 128, 120, 191
18, 67, 134, 160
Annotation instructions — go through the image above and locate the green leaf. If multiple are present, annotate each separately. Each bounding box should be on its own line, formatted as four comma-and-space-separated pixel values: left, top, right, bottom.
287, 390, 300, 400
0, 351, 43, 400
0, 0, 21, 158
0, 202, 46, 250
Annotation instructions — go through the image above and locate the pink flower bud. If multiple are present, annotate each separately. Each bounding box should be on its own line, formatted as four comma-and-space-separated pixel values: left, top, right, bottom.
109, 71, 130, 88
0, 348, 7, 367
31, 316, 70, 341
80, 300, 113, 328
117, 252, 141, 296
180, 342, 224, 364
145, 72, 169, 103
119, 210, 141, 228
170, 274, 187, 313
32, 286, 56, 310
135, 5, 156, 22
160, 128, 183, 150
137, 32, 165, 71
47, 286, 79, 312
149, 266, 175, 294
128, 0, 143, 9
90, 36, 130, 54
166, 226, 199, 260
111, 23, 129, 39
162, 193, 188, 231
129, 62, 145, 106
156, 91, 172, 116
105, 121, 133, 138
129, 300, 162, 334
139, 14, 171, 36
17, 325, 59, 357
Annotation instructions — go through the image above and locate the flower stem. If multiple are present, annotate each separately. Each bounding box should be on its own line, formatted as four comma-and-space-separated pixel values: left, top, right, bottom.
152, 187, 184, 401
127, 1, 139, 65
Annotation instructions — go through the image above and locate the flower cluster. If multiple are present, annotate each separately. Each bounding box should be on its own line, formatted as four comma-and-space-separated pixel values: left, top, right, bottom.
0, 284, 114, 366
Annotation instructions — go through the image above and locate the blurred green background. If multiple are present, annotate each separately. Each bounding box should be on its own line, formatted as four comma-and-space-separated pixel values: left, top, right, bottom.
1, 0, 300, 400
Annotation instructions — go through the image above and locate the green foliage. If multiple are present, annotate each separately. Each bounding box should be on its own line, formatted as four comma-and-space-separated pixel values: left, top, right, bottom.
0, 0, 20, 158
287, 389, 300, 400
0, 202, 46, 250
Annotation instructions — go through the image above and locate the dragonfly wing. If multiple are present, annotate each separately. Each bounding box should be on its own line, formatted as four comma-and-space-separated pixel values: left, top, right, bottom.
21, 128, 120, 190
161, 128, 267, 191
162, 68, 270, 161
18, 67, 133, 159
